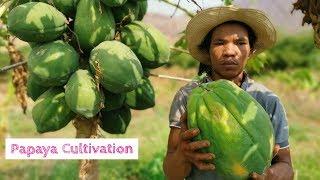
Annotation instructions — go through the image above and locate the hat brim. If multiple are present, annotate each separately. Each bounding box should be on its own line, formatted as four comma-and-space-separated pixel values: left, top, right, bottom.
186, 6, 277, 65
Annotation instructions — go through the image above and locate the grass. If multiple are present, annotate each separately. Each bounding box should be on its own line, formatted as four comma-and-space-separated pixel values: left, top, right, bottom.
0, 66, 319, 179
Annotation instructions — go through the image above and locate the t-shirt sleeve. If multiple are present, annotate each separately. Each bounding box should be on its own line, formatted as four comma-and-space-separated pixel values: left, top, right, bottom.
168, 89, 188, 128
269, 97, 290, 149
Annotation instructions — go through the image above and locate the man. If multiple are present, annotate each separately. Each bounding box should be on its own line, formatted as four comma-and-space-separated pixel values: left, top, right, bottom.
163, 6, 294, 180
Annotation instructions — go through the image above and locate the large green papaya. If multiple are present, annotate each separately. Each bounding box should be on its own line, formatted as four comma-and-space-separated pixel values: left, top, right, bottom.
101, 0, 127, 7
65, 70, 104, 118
102, 89, 126, 111
89, 41, 143, 93
74, 0, 115, 53
39, 0, 79, 17
7, 2, 67, 42
121, 21, 170, 68
100, 106, 131, 134
125, 76, 155, 110
112, 1, 139, 23
32, 87, 76, 133
27, 74, 48, 101
27, 40, 79, 87
187, 80, 275, 179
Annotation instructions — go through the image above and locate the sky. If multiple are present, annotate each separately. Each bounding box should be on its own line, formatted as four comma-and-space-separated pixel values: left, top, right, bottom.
148, 0, 223, 15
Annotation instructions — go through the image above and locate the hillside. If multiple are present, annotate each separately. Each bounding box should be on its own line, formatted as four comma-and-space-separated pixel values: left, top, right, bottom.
143, 0, 312, 43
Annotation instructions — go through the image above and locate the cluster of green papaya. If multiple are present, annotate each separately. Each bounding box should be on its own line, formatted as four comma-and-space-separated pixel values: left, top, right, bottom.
7, 0, 170, 134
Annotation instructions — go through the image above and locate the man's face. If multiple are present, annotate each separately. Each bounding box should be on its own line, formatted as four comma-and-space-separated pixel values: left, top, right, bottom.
209, 23, 252, 79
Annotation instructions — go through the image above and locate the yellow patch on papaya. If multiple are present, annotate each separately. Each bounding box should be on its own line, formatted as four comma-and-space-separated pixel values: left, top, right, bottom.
232, 163, 247, 176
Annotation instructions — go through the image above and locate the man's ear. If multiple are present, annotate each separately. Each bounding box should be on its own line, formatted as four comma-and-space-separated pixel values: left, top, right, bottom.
249, 48, 256, 58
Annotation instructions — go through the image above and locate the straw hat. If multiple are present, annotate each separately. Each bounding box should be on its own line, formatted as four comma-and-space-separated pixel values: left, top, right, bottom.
186, 6, 277, 65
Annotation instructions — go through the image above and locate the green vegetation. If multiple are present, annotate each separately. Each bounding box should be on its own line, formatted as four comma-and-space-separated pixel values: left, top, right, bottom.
169, 34, 199, 69
223, 0, 233, 6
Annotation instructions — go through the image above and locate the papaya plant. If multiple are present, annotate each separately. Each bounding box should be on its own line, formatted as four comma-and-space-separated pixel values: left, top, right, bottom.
3, 0, 170, 178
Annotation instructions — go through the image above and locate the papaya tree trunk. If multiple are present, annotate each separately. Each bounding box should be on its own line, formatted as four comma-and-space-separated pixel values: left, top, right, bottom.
73, 116, 99, 180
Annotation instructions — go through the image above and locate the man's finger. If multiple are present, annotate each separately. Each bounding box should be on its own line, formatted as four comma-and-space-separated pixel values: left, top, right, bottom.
181, 128, 199, 141
180, 112, 188, 131
273, 144, 280, 157
265, 167, 275, 179
250, 172, 264, 180
194, 161, 215, 171
187, 140, 211, 151
185, 151, 215, 162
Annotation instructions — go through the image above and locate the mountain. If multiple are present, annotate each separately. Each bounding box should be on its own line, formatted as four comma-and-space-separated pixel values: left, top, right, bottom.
143, 13, 190, 44
143, 0, 312, 43
233, 0, 310, 34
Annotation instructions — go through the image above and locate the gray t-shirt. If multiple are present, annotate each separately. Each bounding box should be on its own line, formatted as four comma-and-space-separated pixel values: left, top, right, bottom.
168, 73, 289, 180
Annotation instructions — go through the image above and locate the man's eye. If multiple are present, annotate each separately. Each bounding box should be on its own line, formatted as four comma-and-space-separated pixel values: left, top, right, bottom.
237, 41, 247, 45
213, 42, 224, 45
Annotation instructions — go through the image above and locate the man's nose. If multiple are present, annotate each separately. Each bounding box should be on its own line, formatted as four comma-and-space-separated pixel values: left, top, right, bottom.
223, 43, 237, 56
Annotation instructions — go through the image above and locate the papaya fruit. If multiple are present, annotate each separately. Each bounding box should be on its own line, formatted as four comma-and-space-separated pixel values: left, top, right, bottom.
100, 106, 131, 134
26, 74, 48, 101
32, 87, 76, 133
89, 40, 143, 93
101, 0, 127, 7
65, 69, 104, 118
39, 0, 79, 17
112, 1, 139, 23
137, 0, 147, 20
7, 2, 67, 42
27, 40, 79, 87
121, 21, 170, 68
74, 0, 115, 53
125, 76, 155, 110
187, 80, 275, 179
102, 89, 126, 111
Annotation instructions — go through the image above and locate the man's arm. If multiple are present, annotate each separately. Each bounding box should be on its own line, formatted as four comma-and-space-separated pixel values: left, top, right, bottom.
163, 128, 192, 180
251, 146, 294, 180
250, 93, 293, 179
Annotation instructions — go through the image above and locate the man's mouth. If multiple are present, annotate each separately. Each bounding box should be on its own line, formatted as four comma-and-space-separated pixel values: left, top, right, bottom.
221, 59, 238, 65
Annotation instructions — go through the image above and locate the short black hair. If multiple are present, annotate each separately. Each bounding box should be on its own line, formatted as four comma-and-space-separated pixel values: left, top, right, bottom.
197, 20, 257, 76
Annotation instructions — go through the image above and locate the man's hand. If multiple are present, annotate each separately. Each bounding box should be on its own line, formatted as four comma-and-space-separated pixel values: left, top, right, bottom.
250, 168, 279, 180
250, 163, 293, 180
163, 113, 215, 180
250, 144, 294, 180
176, 113, 215, 171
